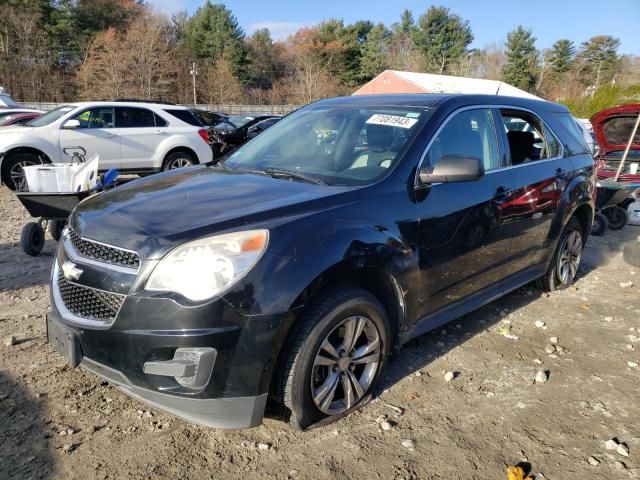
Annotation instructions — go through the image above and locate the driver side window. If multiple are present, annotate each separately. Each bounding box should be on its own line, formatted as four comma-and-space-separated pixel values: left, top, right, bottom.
72, 107, 115, 129
426, 108, 501, 171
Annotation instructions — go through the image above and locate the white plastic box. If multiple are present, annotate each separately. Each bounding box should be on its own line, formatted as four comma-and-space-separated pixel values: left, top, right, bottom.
23, 155, 99, 193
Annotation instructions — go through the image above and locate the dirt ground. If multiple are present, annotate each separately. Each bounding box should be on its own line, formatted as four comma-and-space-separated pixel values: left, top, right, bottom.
1, 185, 639, 480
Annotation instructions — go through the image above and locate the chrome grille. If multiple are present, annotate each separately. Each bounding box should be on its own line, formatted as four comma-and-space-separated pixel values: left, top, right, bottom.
68, 228, 140, 269
57, 271, 125, 322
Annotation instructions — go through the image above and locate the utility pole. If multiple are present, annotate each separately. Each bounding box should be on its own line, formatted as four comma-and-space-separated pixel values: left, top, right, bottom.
190, 62, 198, 106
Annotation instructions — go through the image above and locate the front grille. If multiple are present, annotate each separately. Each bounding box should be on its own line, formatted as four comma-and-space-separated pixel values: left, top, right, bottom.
57, 272, 125, 322
68, 228, 140, 269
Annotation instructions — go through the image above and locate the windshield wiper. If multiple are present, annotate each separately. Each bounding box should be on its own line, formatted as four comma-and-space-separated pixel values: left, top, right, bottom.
256, 168, 326, 185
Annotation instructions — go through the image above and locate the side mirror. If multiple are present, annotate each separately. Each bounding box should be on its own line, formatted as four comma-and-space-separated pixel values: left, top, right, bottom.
419, 155, 485, 184
63, 119, 81, 130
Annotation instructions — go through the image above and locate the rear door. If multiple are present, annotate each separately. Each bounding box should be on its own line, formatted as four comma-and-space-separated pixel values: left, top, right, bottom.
117, 107, 166, 170
496, 107, 569, 273
416, 107, 516, 316
59, 107, 120, 170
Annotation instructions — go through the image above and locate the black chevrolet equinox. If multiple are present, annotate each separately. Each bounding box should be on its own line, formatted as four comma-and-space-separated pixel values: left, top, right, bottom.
47, 94, 595, 429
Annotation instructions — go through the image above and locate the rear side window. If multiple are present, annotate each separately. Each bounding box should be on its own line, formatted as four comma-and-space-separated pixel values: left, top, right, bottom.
116, 107, 156, 128
499, 109, 561, 165
164, 109, 201, 126
552, 114, 590, 155
426, 108, 501, 171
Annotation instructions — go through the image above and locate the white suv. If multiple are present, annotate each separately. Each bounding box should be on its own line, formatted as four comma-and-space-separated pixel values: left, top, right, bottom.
0, 100, 213, 190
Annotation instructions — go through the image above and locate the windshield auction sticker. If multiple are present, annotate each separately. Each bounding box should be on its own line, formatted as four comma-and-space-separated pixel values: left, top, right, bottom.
366, 114, 418, 129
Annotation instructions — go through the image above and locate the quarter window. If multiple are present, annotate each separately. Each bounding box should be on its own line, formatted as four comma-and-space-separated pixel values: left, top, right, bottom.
426, 108, 501, 171
499, 109, 561, 165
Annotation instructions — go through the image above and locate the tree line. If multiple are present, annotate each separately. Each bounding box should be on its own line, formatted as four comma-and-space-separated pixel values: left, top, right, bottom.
1, 0, 638, 116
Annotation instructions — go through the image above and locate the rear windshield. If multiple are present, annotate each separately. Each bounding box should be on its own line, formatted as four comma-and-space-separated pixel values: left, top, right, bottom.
164, 109, 201, 126
224, 106, 430, 186
192, 110, 224, 126
603, 116, 640, 145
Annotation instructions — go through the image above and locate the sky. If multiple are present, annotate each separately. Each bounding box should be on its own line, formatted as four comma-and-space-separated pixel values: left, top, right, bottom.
147, 0, 640, 55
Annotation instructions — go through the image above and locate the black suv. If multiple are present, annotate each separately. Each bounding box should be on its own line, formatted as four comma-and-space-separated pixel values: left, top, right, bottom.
47, 94, 595, 430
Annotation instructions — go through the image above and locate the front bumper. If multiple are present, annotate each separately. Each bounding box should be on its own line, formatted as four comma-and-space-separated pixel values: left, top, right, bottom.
47, 294, 292, 429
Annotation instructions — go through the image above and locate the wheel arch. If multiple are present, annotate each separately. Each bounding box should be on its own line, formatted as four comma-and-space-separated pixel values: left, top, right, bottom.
162, 146, 200, 168
0, 147, 52, 185
289, 264, 406, 353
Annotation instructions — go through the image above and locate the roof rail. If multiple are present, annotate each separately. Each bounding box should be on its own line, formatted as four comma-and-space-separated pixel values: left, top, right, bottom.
111, 98, 176, 105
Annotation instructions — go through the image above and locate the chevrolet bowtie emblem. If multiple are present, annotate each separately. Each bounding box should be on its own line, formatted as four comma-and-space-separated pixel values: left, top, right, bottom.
62, 261, 83, 282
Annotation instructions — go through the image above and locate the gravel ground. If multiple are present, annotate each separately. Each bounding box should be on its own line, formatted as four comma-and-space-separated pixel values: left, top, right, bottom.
1, 185, 639, 480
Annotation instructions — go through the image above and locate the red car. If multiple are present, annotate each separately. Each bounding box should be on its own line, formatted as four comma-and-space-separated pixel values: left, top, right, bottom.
0, 111, 42, 127
591, 104, 640, 183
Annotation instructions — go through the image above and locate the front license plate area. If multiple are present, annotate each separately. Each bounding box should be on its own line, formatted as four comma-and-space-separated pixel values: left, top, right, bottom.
47, 316, 81, 367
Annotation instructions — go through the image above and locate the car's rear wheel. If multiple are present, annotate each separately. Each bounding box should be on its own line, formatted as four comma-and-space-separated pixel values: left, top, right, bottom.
2, 152, 40, 191
274, 287, 389, 430
163, 151, 196, 171
538, 217, 584, 291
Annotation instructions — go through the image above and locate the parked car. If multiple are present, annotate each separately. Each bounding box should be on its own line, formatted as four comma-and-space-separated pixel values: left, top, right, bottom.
46, 94, 595, 430
246, 116, 281, 140
591, 104, 640, 182
0, 89, 21, 108
214, 114, 283, 155
0, 111, 42, 127
0, 101, 213, 190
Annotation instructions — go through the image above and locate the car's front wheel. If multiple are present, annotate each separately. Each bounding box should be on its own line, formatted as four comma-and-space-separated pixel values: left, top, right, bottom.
538, 217, 584, 291
2, 152, 40, 191
274, 287, 389, 430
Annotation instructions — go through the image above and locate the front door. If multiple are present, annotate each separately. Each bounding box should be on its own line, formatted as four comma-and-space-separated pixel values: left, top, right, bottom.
59, 107, 120, 170
416, 107, 515, 316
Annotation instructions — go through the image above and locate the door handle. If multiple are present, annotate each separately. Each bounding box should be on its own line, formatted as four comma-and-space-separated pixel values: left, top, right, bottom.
493, 186, 512, 201
104, 133, 117, 138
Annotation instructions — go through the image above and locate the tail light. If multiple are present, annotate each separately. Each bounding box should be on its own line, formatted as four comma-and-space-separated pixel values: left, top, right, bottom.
198, 128, 210, 144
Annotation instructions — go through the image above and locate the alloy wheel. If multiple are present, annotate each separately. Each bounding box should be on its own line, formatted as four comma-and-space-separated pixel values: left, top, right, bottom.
169, 157, 193, 169
311, 315, 381, 415
557, 230, 582, 284
10, 160, 35, 191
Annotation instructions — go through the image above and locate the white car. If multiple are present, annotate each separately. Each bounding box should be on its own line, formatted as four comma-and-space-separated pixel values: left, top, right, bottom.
0, 101, 213, 190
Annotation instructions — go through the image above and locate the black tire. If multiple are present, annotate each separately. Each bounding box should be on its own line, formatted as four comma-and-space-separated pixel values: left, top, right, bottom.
162, 151, 196, 171
1, 152, 40, 191
591, 212, 608, 236
49, 219, 66, 242
273, 287, 390, 430
623, 242, 640, 268
538, 217, 584, 292
604, 206, 629, 230
21, 222, 45, 256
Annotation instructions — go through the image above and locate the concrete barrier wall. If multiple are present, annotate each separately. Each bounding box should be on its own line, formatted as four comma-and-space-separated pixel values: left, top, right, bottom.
22, 103, 302, 115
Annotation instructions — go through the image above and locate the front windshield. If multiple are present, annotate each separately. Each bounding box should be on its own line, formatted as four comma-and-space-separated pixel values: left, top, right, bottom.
224, 106, 430, 186
26, 105, 74, 127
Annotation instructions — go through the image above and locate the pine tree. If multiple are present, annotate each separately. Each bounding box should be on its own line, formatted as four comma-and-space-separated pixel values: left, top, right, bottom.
502, 26, 538, 91
549, 39, 575, 74
359, 23, 390, 80
185, 1, 247, 80
579, 35, 620, 88
412, 6, 473, 74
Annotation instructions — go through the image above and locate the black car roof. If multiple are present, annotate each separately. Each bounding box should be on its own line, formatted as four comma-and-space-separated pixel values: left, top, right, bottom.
311, 93, 569, 114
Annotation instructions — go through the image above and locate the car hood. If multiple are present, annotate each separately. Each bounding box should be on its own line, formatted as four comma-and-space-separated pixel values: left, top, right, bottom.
0, 126, 34, 135
72, 166, 355, 259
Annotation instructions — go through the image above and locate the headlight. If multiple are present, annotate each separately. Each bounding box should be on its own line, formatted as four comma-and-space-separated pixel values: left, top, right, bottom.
145, 230, 268, 302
